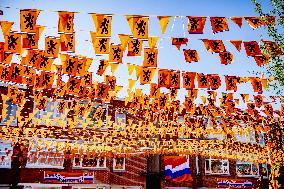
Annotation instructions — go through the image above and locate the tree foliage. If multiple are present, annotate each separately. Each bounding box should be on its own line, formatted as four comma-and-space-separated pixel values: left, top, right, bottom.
252, 0, 284, 94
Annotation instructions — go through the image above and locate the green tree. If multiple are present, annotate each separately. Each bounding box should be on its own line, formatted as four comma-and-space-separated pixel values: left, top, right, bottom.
252, 0, 284, 95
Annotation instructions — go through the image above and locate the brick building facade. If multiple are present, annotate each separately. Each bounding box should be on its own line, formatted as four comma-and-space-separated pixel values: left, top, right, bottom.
0, 85, 269, 189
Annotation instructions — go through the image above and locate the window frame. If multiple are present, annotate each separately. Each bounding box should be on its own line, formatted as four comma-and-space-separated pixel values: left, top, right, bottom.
205, 158, 230, 175
113, 157, 126, 172
72, 154, 107, 170
236, 161, 260, 177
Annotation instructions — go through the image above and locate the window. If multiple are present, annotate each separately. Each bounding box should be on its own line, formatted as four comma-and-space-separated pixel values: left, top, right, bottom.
25, 140, 64, 168
196, 156, 200, 175
262, 164, 268, 178
73, 155, 106, 169
115, 112, 126, 124
0, 140, 12, 168
236, 161, 259, 177
113, 157, 125, 171
0, 100, 18, 126
205, 158, 229, 175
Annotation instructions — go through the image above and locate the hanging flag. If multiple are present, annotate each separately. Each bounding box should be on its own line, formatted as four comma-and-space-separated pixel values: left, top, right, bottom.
95, 83, 109, 99
150, 83, 160, 98
250, 77, 263, 93
254, 95, 263, 108
264, 103, 273, 117
240, 94, 249, 103
0, 21, 14, 36
210, 17, 229, 33
128, 38, 143, 56
36, 96, 48, 110
40, 71, 55, 89
81, 72, 92, 87
44, 37, 60, 58
140, 67, 156, 85
63, 55, 78, 76
90, 32, 110, 54
188, 89, 198, 99
128, 79, 136, 91
202, 39, 226, 53
187, 16, 207, 34
197, 73, 209, 88
60, 33, 75, 52
106, 75, 116, 90
36, 55, 54, 71
135, 65, 142, 79
182, 72, 196, 89
245, 16, 275, 29
219, 51, 234, 65
230, 40, 242, 52
67, 77, 81, 95
254, 54, 270, 66
75, 56, 87, 77
118, 34, 130, 51
8, 63, 24, 83
157, 16, 171, 34
20, 9, 40, 33
4, 32, 22, 53
96, 59, 108, 76
25, 49, 42, 67
126, 15, 149, 39
172, 38, 188, 50
127, 63, 135, 75
0, 64, 10, 82
143, 47, 158, 67
170, 70, 180, 89
170, 88, 178, 100
148, 36, 158, 50
230, 17, 243, 28
183, 49, 200, 63
208, 74, 221, 90
1, 52, 13, 65
158, 69, 170, 88
243, 41, 262, 56
57, 100, 66, 113
91, 14, 112, 37
110, 63, 119, 75
109, 44, 123, 63
22, 66, 36, 86
58, 11, 75, 33
225, 76, 239, 91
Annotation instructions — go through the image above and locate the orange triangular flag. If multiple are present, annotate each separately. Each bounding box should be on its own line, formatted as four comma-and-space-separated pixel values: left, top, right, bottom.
0, 21, 14, 36
148, 36, 159, 50
128, 79, 136, 90
135, 65, 142, 79
230, 17, 243, 28
157, 16, 171, 34
110, 63, 119, 76
230, 40, 242, 52
127, 63, 135, 76
118, 34, 130, 51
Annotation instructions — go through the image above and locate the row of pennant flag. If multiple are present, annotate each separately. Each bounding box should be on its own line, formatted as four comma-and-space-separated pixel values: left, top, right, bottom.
0, 9, 283, 163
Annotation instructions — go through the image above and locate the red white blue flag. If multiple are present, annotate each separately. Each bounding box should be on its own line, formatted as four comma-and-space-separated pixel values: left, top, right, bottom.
164, 156, 192, 182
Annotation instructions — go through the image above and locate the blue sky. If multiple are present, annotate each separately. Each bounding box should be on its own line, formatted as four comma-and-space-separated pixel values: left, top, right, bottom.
0, 0, 280, 109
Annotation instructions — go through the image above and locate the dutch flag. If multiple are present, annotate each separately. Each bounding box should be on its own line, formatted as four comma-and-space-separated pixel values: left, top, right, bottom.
164, 156, 192, 182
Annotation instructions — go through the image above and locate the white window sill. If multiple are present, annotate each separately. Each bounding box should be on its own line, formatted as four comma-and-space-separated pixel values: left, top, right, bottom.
72, 166, 107, 170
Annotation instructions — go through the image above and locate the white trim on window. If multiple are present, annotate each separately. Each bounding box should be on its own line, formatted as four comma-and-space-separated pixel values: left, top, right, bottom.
205, 158, 229, 175
236, 161, 259, 177
73, 155, 107, 170
113, 157, 126, 172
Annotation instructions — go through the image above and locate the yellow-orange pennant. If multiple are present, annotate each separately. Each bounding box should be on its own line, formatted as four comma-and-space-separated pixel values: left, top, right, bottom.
148, 36, 159, 50
128, 79, 136, 90
118, 34, 130, 51
157, 16, 171, 34
91, 13, 112, 37
110, 63, 119, 76
0, 21, 14, 36
135, 65, 142, 79
127, 63, 135, 76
